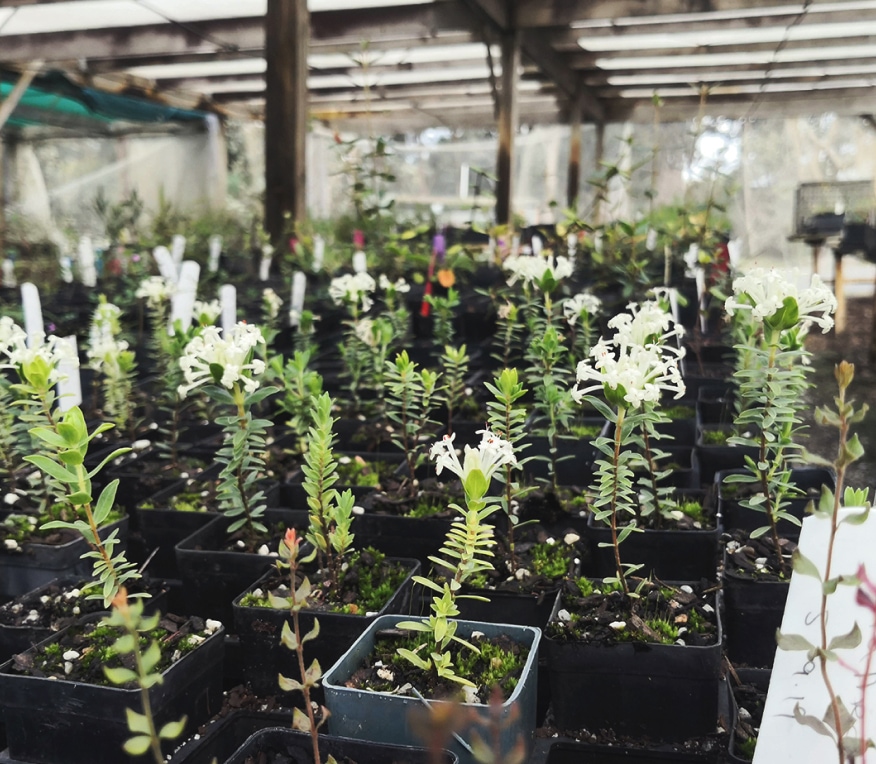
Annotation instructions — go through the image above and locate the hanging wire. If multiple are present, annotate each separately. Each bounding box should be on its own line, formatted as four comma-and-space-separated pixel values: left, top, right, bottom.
745, 0, 814, 120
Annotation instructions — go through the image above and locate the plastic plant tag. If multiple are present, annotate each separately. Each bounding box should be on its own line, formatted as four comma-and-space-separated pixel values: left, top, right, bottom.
646, 227, 658, 251
532, 235, 542, 255
352, 250, 367, 274
290, 271, 306, 327
754, 507, 876, 763
20, 282, 42, 345
208, 235, 222, 273
78, 237, 97, 287
55, 336, 82, 412
220, 284, 237, 336
312, 235, 325, 272
153, 246, 179, 283
171, 234, 187, 268
3, 258, 16, 289
511, 235, 520, 257
259, 246, 273, 281
169, 261, 200, 333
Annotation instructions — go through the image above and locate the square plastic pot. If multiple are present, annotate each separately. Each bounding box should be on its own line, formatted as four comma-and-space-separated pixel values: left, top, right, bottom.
322, 614, 541, 764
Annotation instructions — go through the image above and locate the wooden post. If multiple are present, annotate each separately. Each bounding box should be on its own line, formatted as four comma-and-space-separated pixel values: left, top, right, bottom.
264, 0, 308, 247
495, 30, 520, 226
834, 250, 847, 333
567, 90, 583, 211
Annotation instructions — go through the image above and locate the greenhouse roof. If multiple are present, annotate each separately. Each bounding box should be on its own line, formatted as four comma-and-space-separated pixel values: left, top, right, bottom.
0, 70, 209, 133
1, 0, 876, 131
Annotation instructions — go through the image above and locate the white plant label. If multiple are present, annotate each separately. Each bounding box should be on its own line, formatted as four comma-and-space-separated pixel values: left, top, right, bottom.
754, 507, 876, 763
208, 235, 222, 273
153, 246, 178, 283
171, 234, 187, 268
352, 250, 367, 274
259, 245, 273, 281
78, 237, 97, 287
531, 236, 543, 255
511, 235, 520, 258
646, 227, 658, 252
59, 256, 73, 284
55, 336, 82, 412
20, 282, 42, 345
220, 284, 237, 336
567, 233, 578, 257
290, 271, 306, 327
169, 261, 200, 333
312, 235, 325, 272
3, 258, 16, 289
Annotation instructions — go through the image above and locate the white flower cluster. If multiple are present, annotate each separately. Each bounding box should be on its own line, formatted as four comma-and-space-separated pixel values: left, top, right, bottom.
354, 318, 376, 347
193, 299, 221, 325
329, 272, 376, 312
430, 428, 518, 485
378, 274, 411, 294
178, 322, 266, 398
572, 337, 685, 409
262, 288, 283, 320
87, 300, 128, 375
91, 301, 122, 338
724, 268, 837, 334
572, 299, 686, 410
0, 318, 78, 385
135, 276, 175, 308
608, 299, 684, 348
563, 291, 602, 326
503, 254, 574, 287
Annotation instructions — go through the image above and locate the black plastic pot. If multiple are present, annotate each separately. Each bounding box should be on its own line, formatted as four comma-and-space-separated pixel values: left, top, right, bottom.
167, 710, 292, 764
543, 591, 723, 740
727, 667, 770, 762
546, 740, 721, 763
0, 615, 225, 764
586, 506, 720, 581
280, 452, 403, 508
322, 614, 541, 764
232, 556, 420, 698
0, 517, 128, 600
174, 508, 302, 624
717, 467, 835, 539
350, 511, 452, 571
226, 727, 458, 764
722, 559, 788, 668
696, 426, 758, 487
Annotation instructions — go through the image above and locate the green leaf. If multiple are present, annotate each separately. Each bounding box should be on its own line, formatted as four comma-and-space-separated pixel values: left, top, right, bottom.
278, 673, 304, 692
93, 481, 119, 525
23, 455, 76, 484
793, 703, 835, 740
87, 447, 132, 479
158, 717, 187, 740
302, 619, 320, 644
123, 736, 153, 756
280, 621, 298, 651
792, 550, 822, 580
125, 708, 151, 735
141, 640, 161, 674
777, 631, 816, 652
104, 666, 137, 685
27, 426, 68, 449
292, 707, 312, 732
829, 623, 862, 651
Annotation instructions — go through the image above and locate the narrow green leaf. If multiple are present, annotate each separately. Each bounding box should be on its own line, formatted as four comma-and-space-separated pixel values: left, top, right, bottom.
23, 455, 76, 484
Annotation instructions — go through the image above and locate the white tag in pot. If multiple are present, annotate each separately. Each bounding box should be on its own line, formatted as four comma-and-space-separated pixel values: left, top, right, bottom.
153, 246, 178, 283
169, 261, 200, 333
171, 234, 187, 268
208, 235, 222, 273
220, 284, 237, 336
20, 282, 42, 345
55, 336, 82, 412
289, 271, 306, 327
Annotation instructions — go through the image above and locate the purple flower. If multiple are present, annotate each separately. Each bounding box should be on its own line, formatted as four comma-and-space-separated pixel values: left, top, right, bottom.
47, 323, 56, 332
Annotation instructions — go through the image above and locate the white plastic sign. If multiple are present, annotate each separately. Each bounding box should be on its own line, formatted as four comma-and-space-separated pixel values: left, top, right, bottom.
259, 245, 273, 281
754, 507, 876, 763
78, 237, 97, 287
208, 235, 222, 273
153, 246, 178, 283
55, 336, 82, 412
220, 284, 237, 336
312, 235, 325, 273
169, 261, 200, 333
3, 258, 16, 289
290, 271, 306, 327
20, 282, 42, 345
171, 234, 186, 268
352, 250, 367, 274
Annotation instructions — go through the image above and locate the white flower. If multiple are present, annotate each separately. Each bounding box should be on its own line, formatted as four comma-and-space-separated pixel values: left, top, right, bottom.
354, 318, 376, 347
503, 254, 573, 287
608, 300, 683, 347
1, 332, 78, 385
725, 268, 837, 333
177, 322, 266, 398
378, 274, 411, 294
262, 288, 283, 320
193, 299, 221, 325
91, 300, 122, 338
135, 276, 175, 308
572, 337, 685, 409
329, 272, 376, 312
563, 292, 602, 326
87, 335, 129, 375
429, 428, 518, 497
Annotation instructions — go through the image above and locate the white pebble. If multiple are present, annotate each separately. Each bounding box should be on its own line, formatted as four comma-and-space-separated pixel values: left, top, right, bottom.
563, 532, 580, 545
72, 606, 80, 615
669, 510, 684, 522
64, 661, 73, 675
515, 568, 531, 581
132, 439, 151, 451
680, 585, 694, 594
377, 667, 394, 682
205, 619, 222, 634
64, 589, 80, 600
352, 505, 364, 516
4, 539, 18, 550
62, 650, 79, 661
545, 537, 556, 545
252, 588, 264, 599
609, 621, 626, 631
339, 456, 352, 465
702, 604, 715, 614
557, 609, 572, 623
462, 685, 481, 705
257, 544, 270, 556
235, 540, 246, 549
40, 596, 50, 605
4, 493, 19, 505
470, 631, 485, 640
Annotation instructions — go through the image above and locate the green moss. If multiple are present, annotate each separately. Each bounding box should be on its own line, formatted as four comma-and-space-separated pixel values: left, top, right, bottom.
404, 497, 445, 518
737, 736, 757, 760
336, 457, 383, 487
454, 637, 526, 695
569, 423, 601, 439
663, 404, 695, 420
531, 542, 572, 580
575, 577, 595, 597
646, 617, 679, 644
702, 428, 730, 445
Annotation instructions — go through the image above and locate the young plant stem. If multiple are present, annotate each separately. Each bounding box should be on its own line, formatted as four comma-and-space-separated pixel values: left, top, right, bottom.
74, 464, 123, 592
232, 384, 257, 546
759, 343, 787, 577
611, 407, 629, 595
640, 425, 663, 530
288, 558, 322, 764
